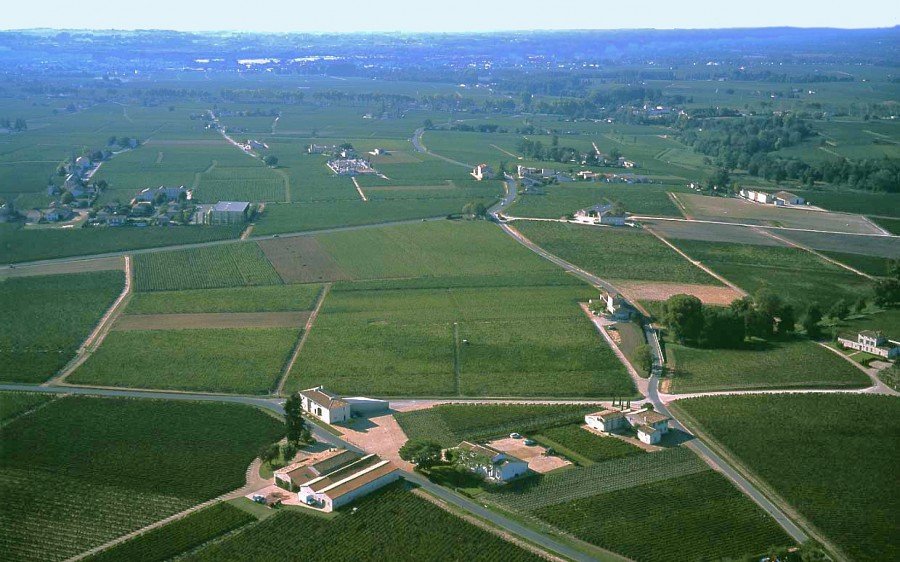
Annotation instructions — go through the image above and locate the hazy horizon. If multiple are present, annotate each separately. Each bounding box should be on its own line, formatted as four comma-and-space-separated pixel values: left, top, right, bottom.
2, 0, 898, 33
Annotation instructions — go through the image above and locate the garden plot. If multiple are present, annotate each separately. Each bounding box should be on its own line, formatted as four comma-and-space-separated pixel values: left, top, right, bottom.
676, 193, 882, 234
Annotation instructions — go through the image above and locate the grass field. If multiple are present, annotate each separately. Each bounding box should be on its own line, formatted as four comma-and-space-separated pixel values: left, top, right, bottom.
787, 189, 900, 218
513, 221, 717, 285
396, 404, 598, 448
508, 183, 690, 219
665, 339, 870, 393
70, 328, 299, 394
133, 242, 282, 291
183, 483, 543, 562
670, 239, 872, 308
533, 424, 645, 464
675, 394, 899, 562
126, 284, 322, 314
0, 395, 283, 561
0, 223, 242, 264
286, 284, 633, 397
0, 271, 124, 383
675, 193, 882, 234
85, 503, 256, 562
533, 470, 793, 562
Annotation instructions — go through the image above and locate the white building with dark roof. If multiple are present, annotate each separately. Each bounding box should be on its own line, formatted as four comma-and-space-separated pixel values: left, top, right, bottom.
299, 386, 351, 424
456, 441, 529, 482
471, 163, 494, 181
585, 409, 628, 432
838, 331, 899, 359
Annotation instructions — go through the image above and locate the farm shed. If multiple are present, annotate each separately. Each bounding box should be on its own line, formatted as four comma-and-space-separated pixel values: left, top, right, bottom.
585, 409, 628, 432
205, 201, 250, 225
297, 453, 401, 512
299, 386, 351, 424
456, 441, 529, 482
275, 448, 364, 490
774, 191, 804, 206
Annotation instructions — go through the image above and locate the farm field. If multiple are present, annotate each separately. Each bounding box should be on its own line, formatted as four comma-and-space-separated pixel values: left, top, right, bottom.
670, 239, 872, 308
508, 183, 690, 219
533, 424, 645, 463
126, 284, 323, 314
640, 218, 785, 246
0, 256, 123, 279
0, 396, 283, 562
664, 338, 870, 393
819, 251, 896, 277
396, 403, 597, 448
183, 484, 544, 562
112, 311, 310, 330
70, 328, 299, 394
84, 503, 256, 562
674, 394, 900, 562
871, 217, 900, 235
831, 308, 900, 339
286, 284, 634, 397
513, 221, 717, 285
674, 193, 883, 234
787, 189, 900, 218
0, 223, 243, 264
533, 470, 793, 562
0, 391, 55, 422
257, 236, 351, 283
133, 242, 282, 291
774, 229, 900, 258
0, 271, 124, 383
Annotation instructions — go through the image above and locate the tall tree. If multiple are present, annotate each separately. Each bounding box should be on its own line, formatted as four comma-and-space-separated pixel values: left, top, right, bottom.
663, 294, 704, 343
283, 393, 310, 445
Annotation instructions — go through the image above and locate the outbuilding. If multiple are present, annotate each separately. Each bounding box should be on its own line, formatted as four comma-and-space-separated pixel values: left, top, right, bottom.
585, 409, 628, 432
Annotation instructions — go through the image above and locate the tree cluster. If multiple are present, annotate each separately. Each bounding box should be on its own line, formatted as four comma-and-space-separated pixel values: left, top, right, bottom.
0, 117, 27, 131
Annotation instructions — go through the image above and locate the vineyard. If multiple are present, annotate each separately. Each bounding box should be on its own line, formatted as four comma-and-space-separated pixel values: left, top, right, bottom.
0, 391, 54, 422
183, 484, 543, 562
133, 243, 283, 292
0, 395, 283, 561
70, 328, 299, 394
675, 394, 900, 562
396, 404, 597, 448
533, 424, 645, 464
488, 447, 708, 512
85, 503, 256, 562
126, 284, 323, 315
0, 270, 124, 383
533, 470, 794, 562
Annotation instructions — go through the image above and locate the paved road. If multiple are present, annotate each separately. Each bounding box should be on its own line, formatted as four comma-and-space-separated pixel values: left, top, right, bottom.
1, 382, 602, 561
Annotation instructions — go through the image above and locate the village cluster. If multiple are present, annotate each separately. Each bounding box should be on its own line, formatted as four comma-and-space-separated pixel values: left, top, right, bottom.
308, 143, 388, 176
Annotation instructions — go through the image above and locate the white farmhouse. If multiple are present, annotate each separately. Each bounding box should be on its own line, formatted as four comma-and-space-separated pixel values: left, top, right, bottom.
626, 409, 671, 445
585, 409, 628, 432
837, 331, 899, 359
456, 441, 528, 482
574, 203, 627, 226
299, 386, 352, 424
471, 163, 494, 181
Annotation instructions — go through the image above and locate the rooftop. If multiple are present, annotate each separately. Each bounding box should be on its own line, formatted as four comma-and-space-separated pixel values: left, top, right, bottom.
588, 408, 625, 421
628, 409, 670, 426
212, 201, 250, 212
300, 386, 349, 410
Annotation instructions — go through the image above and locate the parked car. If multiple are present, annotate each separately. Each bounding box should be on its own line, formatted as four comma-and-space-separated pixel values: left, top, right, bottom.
524, 439, 536, 446
509, 432, 521, 439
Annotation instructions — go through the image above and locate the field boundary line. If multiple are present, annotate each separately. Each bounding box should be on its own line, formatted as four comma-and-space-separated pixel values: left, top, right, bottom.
490, 144, 520, 159
411, 488, 570, 562
274, 167, 291, 203
452, 321, 461, 395
579, 303, 648, 398
351, 176, 368, 202
814, 341, 898, 396
0, 393, 61, 429
667, 192, 692, 219
860, 215, 891, 236
752, 227, 876, 280
668, 401, 851, 562
44, 256, 133, 386
643, 227, 747, 296
275, 283, 332, 395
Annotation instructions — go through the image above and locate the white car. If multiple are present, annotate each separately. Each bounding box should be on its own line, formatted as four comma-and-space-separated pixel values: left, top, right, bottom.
509, 432, 522, 439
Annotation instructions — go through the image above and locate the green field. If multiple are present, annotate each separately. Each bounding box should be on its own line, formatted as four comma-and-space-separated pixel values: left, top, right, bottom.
0, 271, 124, 383
0, 395, 283, 561
85, 503, 256, 562
820, 251, 896, 277
675, 394, 899, 561
183, 484, 543, 562
0, 391, 55, 422
396, 403, 597, 447
70, 328, 299, 394
514, 221, 717, 285
534, 424, 645, 463
287, 284, 633, 397
133, 242, 282, 291
665, 339, 870, 393
788, 189, 900, 218
534, 470, 793, 562
871, 217, 900, 235
126, 284, 322, 314
0, 223, 242, 264
670, 239, 872, 308
508, 183, 689, 219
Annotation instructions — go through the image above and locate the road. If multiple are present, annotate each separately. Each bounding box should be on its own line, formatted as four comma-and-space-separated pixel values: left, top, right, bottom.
411, 127, 472, 168
1, 382, 601, 562
489, 175, 811, 546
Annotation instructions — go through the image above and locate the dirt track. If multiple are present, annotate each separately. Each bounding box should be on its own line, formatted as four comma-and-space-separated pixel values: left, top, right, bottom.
113, 311, 310, 331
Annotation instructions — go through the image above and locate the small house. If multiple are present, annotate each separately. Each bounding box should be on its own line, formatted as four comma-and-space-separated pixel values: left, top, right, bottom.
626, 410, 671, 445
456, 441, 528, 482
299, 386, 351, 424
471, 163, 494, 181
585, 409, 628, 432
75, 156, 92, 170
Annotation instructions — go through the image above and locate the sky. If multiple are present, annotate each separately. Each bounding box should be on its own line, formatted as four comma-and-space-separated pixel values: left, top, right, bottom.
2, 0, 898, 32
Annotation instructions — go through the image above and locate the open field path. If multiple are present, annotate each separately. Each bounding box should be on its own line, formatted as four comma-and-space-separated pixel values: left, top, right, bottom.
754, 227, 876, 280
275, 283, 331, 395
643, 227, 748, 296
351, 176, 368, 201
43, 256, 133, 386
491, 144, 521, 159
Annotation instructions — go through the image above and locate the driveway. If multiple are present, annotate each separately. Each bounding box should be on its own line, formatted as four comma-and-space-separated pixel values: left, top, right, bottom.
337, 413, 415, 471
